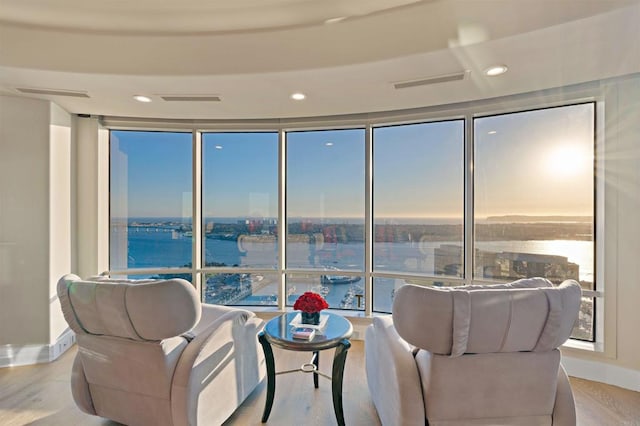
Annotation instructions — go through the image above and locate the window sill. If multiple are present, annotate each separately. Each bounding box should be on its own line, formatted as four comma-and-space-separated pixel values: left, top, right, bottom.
562, 338, 604, 353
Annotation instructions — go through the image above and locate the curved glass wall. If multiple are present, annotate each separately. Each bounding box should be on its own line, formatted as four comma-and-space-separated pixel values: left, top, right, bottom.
108, 101, 597, 341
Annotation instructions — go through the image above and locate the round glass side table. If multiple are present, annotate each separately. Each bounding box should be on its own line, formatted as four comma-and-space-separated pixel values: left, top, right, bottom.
258, 311, 353, 426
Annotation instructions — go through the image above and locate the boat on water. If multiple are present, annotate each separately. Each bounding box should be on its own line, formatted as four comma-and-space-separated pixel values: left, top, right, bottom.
321, 275, 361, 285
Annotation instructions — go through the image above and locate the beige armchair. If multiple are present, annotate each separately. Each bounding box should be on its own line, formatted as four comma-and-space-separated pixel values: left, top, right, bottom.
57, 274, 265, 426
365, 277, 581, 426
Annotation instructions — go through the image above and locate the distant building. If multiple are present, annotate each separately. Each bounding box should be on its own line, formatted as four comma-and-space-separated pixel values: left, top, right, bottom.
433, 244, 465, 277
493, 251, 579, 282
434, 244, 579, 283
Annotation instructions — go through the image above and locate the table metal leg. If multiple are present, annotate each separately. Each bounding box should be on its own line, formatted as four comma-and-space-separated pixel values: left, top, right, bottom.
331, 339, 351, 426
258, 332, 275, 423
313, 350, 319, 388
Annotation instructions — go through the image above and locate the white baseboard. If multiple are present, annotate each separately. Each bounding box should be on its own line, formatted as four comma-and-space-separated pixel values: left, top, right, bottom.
49, 328, 76, 361
0, 328, 76, 368
562, 355, 640, 392
352, 322, 368, 341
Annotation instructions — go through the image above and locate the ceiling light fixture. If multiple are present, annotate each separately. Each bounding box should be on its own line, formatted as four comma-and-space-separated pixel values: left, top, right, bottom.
325, 142, 334, 146
488, 130, 497, 135
291, 93, 306, 100
484, 65, 508, 76
325, 17, 347, 24
133, 95, 152, 103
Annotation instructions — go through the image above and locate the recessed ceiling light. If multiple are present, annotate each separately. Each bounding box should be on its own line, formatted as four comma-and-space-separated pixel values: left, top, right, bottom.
325, 17, 347, 24
484, 65, 508, 76
488, 130, 497, 135
215, 145, 223, 150
325, 142, 334, 146
133, 95, 152, 103
291, 93, 306, 101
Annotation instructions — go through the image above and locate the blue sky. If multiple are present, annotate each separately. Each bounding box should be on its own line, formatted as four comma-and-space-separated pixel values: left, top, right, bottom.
287, 129, 365, 218
203, 132, 278, 218
111, 103, 594, 219
475, 103, 594, 217
111, 131, 192, 218
374, 120, 464, 219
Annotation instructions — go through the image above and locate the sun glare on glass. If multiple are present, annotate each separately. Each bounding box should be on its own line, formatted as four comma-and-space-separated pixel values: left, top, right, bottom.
546, 145, 590, 176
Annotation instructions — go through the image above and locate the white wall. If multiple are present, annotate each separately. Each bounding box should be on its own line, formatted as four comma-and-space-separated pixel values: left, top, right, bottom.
0, 95, 51, 346
49, 103, 72, 345
76, 117, 109, 279
613, 76, 640, 373
562, 75, 640, 387
0, 95, 73, 365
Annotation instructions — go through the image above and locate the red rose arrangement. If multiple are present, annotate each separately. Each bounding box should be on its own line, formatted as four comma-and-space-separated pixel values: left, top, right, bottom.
293, 291, 329, 313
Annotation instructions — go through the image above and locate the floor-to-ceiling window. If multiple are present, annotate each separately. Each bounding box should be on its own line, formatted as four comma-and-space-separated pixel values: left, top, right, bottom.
285, 129, 366, 310
372, 120, 464, 312
109, 131, 193, 280
202, 132, 279, 306
108, 101, 598, 342
474, 103, 595, 340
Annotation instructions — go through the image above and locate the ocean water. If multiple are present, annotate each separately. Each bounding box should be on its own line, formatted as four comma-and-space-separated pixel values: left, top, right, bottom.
113, 227, 594, 333
118, 228, 593, 282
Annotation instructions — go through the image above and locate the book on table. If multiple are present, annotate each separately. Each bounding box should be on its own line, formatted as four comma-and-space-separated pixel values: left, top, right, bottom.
292, 327, 316, 340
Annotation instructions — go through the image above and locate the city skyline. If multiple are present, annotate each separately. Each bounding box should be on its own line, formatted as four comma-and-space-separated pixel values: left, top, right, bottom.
113, 214, 593, 222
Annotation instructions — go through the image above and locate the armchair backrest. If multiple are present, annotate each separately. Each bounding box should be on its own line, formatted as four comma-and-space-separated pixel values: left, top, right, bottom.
392, 278, 581, 357
57, 274, 201, 341
57, 274, 202, 425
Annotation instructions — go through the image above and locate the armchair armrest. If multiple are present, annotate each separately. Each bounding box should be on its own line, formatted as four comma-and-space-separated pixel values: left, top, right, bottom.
191, 304, 247, 333
553, 364, 577, 426
365, 316, 425, 426
70, 354, 97, 416
171, 308, 265, 426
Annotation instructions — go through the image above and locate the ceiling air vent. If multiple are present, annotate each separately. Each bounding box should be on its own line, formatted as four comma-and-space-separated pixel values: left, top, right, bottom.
160, 95, 221, 102
16, 87, 90, 98
393, 71, 468, 90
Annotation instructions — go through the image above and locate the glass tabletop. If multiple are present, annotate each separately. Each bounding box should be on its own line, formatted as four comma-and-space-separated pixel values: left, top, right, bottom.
263, 312, 353, 351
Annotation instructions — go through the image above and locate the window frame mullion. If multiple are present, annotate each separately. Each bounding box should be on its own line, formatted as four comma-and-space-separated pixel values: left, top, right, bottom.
278, 129, 287, 310
464, 115, 474, 284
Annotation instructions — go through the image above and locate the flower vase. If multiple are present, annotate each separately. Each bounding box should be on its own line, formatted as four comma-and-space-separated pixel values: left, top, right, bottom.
300, 311, 320, 325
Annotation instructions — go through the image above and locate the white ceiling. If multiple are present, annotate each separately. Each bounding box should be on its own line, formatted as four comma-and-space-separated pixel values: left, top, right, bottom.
0, 0, 638, 120
0, 0, 428, 33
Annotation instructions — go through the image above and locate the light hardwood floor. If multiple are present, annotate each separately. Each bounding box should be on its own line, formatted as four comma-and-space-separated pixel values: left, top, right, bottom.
0, 341, 638, 426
